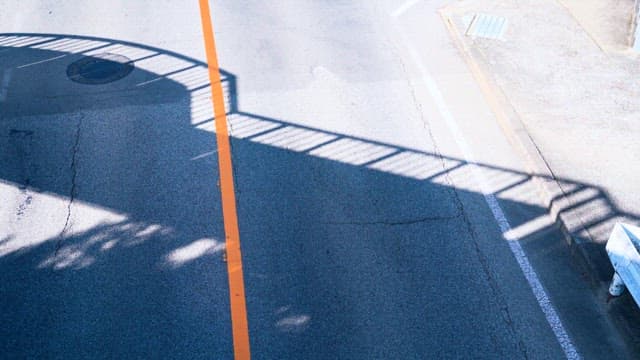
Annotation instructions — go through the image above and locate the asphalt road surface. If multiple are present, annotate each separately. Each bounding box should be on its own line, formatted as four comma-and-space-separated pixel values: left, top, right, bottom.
0, 1, 632, 359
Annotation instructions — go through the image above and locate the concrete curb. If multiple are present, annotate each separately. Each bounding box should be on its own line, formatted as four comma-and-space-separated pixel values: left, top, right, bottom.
438, 8, 613, 289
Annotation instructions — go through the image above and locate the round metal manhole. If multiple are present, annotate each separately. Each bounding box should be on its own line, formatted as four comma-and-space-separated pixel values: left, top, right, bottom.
66, 53, 134, 85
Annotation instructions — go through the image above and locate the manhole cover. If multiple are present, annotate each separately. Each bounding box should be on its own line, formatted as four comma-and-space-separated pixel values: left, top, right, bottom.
66, 53, 134, 85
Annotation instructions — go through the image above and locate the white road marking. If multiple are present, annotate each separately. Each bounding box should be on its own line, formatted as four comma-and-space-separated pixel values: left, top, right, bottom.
396, 25, 581, 360
391, 0, 420, 18
0, 69, 13, 102
190, 150, 218, 160
18, 54, 67, 69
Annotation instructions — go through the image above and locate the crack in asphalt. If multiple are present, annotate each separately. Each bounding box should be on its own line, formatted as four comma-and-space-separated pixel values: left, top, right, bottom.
55, 114, 83, 256
388, 37, 530, 359
452, 188, 530, 360
321, 213, 463, 226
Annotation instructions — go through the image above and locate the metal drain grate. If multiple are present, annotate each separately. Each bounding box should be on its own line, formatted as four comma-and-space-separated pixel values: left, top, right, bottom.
67, 53, 134, 85
465, 13, 508, 40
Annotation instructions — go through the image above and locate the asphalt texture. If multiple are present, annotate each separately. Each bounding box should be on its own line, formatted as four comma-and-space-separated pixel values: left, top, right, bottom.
0, 1, 633, 359
443, 0, 640, 351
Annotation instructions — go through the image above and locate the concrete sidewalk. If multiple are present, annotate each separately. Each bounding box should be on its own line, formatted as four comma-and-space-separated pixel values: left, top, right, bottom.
441, 0, 640, 349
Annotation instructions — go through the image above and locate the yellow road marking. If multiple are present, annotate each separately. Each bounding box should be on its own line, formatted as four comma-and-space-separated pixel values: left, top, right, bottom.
198, 1, 251, 359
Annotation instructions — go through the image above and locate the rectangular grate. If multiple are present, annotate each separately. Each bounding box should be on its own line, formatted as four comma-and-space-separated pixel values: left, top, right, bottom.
465, 13, 508, 40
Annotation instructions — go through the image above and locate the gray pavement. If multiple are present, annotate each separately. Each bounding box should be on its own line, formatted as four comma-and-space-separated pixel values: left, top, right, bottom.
444, 0, 640, 253
443, 0, 640, 350
0, 1, 635, 358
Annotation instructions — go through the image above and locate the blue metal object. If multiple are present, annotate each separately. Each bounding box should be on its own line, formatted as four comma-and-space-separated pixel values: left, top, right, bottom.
606, 223, 640, 304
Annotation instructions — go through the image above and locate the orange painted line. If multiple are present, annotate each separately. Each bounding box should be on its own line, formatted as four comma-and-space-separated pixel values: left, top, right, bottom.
197, 1, 251, 359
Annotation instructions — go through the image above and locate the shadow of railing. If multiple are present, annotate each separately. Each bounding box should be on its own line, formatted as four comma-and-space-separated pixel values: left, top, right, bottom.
219, 107, 639, 281
1, 33, 638, 358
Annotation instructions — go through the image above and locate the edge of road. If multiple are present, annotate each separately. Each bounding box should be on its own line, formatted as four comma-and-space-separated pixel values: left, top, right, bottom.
437, 8, 608, 290
438, 6, 640, 354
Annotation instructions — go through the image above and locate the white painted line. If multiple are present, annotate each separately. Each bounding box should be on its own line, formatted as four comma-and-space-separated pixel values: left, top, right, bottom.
0, 69, 13, 102
190, 150, 218, 160
391, 0, 420, 18
18, 54, 67, 69
396, 26, 581, 360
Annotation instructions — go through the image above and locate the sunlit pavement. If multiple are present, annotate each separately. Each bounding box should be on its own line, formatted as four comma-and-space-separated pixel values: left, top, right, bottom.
0, 1, 633, 359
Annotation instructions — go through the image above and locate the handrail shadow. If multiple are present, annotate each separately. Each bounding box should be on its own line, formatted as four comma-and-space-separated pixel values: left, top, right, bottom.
1, 33, 638, 358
